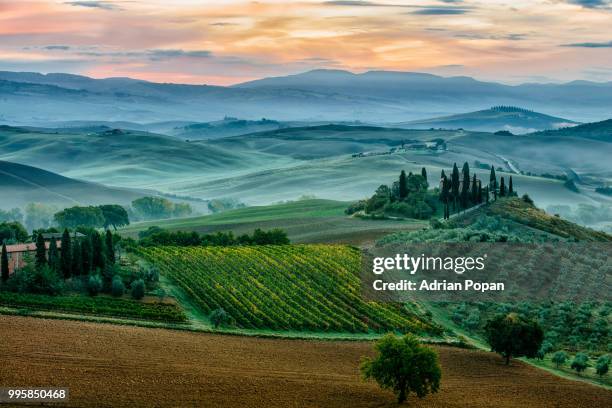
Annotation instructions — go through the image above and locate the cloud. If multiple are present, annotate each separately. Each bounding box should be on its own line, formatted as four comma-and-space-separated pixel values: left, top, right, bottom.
411, 7, 470, 15
43, 45, 71, 50
209, 22, 238, 27
323, 1, 418, 7
562, 41, 612, 47
147, 49, 212, 60
566, 0, 611, 9
64, 1, 119, 10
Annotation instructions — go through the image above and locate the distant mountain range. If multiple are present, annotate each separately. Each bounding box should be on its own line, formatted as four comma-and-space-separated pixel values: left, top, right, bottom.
396, 106, 579, 134
1, 70, 611, 126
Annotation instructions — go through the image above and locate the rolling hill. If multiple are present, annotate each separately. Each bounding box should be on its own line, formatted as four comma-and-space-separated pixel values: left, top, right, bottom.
0, 160, 146, 208
397, 106, 579, 134
0, 125, 295, 189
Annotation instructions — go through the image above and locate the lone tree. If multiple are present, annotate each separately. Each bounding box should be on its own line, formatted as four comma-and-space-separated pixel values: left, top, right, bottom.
361, 333, 441, 404
210, 308, 231, 328
35, 232, 47, 268
552, 351, 567, 368
484, 313, 543, 365
1, 242, 8, 283
60, 229, 72, 279
508, 176, 514, 196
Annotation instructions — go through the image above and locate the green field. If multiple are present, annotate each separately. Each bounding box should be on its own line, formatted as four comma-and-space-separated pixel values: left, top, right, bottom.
138, 244, 439, 334
0, 292, 187, 323
121, 199, 426, 244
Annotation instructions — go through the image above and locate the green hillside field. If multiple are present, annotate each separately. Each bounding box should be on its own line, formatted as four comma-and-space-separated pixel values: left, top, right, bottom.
120, 199, 427, 245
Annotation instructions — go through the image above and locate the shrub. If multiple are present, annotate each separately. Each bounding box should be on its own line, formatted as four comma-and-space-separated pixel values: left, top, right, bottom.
210, 308, 231, 328
6, 264, 63, 296
111, 276, 125, 297
87, 275, 102, 296
131, 279, 145, 300
361, 333, 441, 404
595, 355, 609, 376
571, 353, 589, 374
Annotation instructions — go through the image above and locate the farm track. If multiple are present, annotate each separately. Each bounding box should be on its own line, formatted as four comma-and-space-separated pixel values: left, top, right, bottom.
1, 315, 610, 408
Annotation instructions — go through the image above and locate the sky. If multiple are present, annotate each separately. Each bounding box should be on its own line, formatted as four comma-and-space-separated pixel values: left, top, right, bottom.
0, 0, 611, 85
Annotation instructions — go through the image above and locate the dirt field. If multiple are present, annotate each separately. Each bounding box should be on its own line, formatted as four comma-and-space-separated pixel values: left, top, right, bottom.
0, 316, 610, 407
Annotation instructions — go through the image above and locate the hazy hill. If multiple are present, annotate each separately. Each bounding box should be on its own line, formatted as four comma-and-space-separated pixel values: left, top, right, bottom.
1, 70, 612, 125
397, 106, 579, 134
0, 125, 294, 188
530, 118, 612, 141
0, 160, 145, 208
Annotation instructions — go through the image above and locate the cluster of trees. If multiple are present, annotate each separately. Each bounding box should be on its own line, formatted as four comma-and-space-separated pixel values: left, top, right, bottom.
1, 226, 155, 300
54, 205, 129, 230
137, 227, 290, 247
34, 229, 116, 281
439, 163, 516, 220
348, 168, 438, 219
0, 203, 57, 232
130, 197, 192, 221
0, 221, 29, 244
552, 352, 609, 377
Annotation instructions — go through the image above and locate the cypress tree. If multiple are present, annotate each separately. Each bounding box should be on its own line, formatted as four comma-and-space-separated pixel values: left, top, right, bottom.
461, 162, 470, 209
35, 232, 47, 268
91, 231, 105, 271
489, 166, 497, 200
499, 177, 506, 197
105, 230, 115, 265
451, 163, 460, 211
399, 170, 408, 200
484, 186, 490, 203
48, 238, 60, 273
1, 243, 9, 283
471, 174, 478, 204
509, 176, 514, 196
477, 181, 483, 204
72, 239, 82, 276
60, 229, 72, 279
81, 237, 92, 275
421, 167, 428, 188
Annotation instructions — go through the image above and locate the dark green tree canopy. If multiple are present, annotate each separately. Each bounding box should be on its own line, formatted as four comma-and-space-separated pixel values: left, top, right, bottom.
54, 206, 105, 229
485, 313, 543, 365
99, 205, 130, 230
361, 334, 441, 404
0, 221, 28, 244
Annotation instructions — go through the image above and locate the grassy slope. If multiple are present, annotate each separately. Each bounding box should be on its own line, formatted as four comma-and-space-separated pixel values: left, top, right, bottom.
121, 199, 427, 245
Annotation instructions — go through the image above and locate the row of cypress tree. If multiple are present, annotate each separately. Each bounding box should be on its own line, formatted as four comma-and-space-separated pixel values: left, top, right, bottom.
34, 229, 115, 279
439, 163, 515, 219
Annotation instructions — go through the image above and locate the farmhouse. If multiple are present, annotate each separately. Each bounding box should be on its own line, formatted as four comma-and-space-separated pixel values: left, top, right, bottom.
3, 233, 82, 276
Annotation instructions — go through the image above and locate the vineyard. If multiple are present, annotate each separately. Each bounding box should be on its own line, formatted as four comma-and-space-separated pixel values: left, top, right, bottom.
139, 245, 437, 334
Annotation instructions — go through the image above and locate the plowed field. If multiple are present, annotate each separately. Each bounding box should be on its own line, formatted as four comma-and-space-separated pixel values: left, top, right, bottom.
0, 316, 610, 407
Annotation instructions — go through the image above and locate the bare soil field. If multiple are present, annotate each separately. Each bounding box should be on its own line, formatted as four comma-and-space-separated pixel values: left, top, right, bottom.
0, 315, 610, 408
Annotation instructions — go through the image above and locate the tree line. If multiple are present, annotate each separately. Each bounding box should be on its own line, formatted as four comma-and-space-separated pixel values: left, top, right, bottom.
136, 227, 290, 247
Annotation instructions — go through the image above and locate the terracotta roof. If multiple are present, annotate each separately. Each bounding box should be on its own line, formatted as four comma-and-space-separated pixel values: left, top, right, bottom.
5, 241, 61, 253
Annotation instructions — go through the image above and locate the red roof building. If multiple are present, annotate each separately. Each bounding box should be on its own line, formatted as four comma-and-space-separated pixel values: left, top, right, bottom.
3, 241, 61, 276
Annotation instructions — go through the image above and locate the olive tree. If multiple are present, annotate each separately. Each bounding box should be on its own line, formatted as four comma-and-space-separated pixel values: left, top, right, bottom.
484, 313, 543, 365
360, 334, 441, 404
